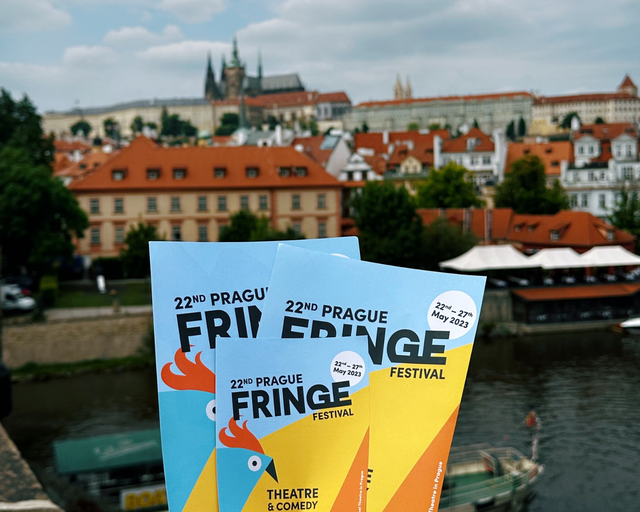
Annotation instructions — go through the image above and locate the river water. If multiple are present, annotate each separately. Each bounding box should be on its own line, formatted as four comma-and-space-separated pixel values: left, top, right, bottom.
3, 331, 640, 512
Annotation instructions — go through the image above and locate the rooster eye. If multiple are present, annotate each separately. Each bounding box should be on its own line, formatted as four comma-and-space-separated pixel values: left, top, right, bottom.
248, 455, 261, 472
206, 399, 216, 421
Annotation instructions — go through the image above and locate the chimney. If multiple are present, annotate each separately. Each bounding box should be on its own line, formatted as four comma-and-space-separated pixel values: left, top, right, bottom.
433, 135, 442, 169
275, 124, 283, 146
383, 130, 389, 145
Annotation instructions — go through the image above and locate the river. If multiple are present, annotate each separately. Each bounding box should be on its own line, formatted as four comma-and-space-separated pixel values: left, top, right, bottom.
3, 331, 640, 512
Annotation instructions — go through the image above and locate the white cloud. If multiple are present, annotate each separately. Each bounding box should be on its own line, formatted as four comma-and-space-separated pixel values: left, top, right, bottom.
0, 0, 71, 34
62, 45, 119, 67
103, 25, 183, 48
137, 40, 230, 64
158, 0, 225, 23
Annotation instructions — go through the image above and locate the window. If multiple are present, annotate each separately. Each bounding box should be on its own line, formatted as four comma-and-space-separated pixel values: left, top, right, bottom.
599, 194, 606, 208
581, 194, 588, 207
218, 195, 227, 211
198, 196, 207, 212
295, 167, 307, 177
171, 225, 181, 241
198, 225, 208, 242
551, 161, 559, 167
292, 194, 301, 210
259, 195, 268, 211
246, 167, 259, 178
90, 198, 100, 214
292, 222, 302, 235
115, 226, 124, 244
114, 197, 124, 214
90, 227, 100, 245
570, 194, 578, 207
173, 168, 186, 179
112, 169, 125, 180
317, 193, 326, 210
588, 145, 594, 155
279, 167, 291, 177
482, 156, 491, 165
240, 195, 249, 210
214, 167, 226, 179
615, 145, 622, 157
147, 197, 157, 213
607, 229, 615, 241
550, 230, 560, 241
573, 172, 580, 182
471, 157, 479, 166
318, 221, 327, 238
171, 196, 180, 212
578, 146, 584, 155
627, 145, 633, 157
600, 171, 606, 181
588, 172, 596, 182
623, 167, 634, 180
147, 169, 160, 180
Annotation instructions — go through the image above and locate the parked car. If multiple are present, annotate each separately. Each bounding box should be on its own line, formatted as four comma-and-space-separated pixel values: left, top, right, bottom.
1, 284, 36, 312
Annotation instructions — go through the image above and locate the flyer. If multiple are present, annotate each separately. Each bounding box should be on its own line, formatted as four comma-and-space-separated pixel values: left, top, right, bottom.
216, 337, 370, 512
258, 244, 486, 512
149, 238, 360, 512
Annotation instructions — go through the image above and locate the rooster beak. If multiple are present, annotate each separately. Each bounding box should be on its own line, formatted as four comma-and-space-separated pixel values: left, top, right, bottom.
266, 459, 278, 483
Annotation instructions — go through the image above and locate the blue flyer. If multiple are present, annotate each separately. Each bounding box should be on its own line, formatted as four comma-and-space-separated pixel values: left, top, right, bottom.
149, 238, 360, 512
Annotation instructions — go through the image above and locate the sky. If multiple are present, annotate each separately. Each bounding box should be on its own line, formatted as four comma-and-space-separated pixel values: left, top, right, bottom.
1, 0, 639, 113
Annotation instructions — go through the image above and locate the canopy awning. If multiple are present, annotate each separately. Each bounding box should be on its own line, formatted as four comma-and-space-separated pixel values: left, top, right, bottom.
439, 245, 539, 272
580, 245, 640, 267
512, 283, 640, 302
527, 247, 584, 269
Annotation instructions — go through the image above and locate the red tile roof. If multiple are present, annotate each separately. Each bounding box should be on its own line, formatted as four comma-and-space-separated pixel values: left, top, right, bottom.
356, 91, 533, 109
619, 74, 636, 88
55, 151, 114, 181
354, 130, 450, 156
68, 136, 341, 192
291, 136, 333, 166
257, 91, 319, 108
574, 123, 637, 141
416, 208, 513, 240
442, 127, 494, 153
317, 92, 351, 104
506, 141, 573, 176
54, 140, 91, 153
513, 283, 640, 302
388, 140, 435, 167
534, 92, 637, 105
363, 154, 387, 175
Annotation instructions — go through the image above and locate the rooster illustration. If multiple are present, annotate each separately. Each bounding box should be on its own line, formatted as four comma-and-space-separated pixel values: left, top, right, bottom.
217, 417, 278, 512
160, 347, 217, 512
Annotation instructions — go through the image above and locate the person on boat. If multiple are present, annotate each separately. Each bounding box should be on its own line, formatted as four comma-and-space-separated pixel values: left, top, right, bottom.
526, 410, 542, 430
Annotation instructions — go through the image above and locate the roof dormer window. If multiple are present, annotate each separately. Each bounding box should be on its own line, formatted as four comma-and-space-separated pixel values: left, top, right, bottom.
607, 229, 615, 241
550, 230, 560, 241
112, 169, 125, 181
173, 168, 186, 179
214, 167, 226, 179
466, 138, 479, 151
279, 167, 291, 177
147, 168, 160, 180
246, 167, 259, 178
295, 167, 307, 177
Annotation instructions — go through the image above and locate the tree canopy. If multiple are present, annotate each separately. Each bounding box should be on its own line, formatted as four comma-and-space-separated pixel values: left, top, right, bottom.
351, 182, 424, 269
103, 118, 119, 139
407, 122, 420, 131
219, 210, 304, 242
120, 222, 161, 278
422, 218, 477, 271
71, 120, 92, 137
506, 120, 516, 141
518, 117, 526, 137
560, 112, 580, 130
161, 107, 198, 138
416, 162, 482, 209
214, 113, 240, 136
130, 116, 144, 135
0, 88, 54, 166
495, 155, 569, 214
609, 188, 640, 251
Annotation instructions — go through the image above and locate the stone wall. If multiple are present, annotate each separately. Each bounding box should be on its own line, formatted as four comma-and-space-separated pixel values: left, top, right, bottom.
3, 314, 152, 369
478, 289, 513, 325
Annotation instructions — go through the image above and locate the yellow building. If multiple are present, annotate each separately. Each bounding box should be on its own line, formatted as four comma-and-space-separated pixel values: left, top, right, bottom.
69, 137, 343, 259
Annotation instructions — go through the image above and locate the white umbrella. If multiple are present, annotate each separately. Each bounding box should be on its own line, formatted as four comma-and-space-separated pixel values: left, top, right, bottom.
440, 245, 538, 272
527, 247, 584, 269
580, 245, 640, 267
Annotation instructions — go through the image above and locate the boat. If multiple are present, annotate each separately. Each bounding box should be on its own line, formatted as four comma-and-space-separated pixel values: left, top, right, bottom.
439, 444, 544, 512
615, 317, 640, 334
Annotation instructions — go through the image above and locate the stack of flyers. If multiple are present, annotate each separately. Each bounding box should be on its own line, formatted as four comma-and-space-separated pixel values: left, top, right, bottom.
150, 238, 486, 512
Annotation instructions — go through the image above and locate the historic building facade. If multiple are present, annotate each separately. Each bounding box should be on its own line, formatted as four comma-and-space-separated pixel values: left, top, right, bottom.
68, 136, 343, 258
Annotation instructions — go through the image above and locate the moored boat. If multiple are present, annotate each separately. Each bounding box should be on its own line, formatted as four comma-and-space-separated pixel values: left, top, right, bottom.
615, 317, 640, 334
439, 444, 544, 512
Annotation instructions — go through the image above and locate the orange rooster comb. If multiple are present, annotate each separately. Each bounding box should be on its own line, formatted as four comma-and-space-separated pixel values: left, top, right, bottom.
219, 417, 264, 454
161, 348, 216, 393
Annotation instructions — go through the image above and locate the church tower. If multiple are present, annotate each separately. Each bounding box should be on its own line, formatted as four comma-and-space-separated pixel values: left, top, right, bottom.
405, 76, 412, 99
224, 35, 245, 100
204, 52, 221, 101
618, 74, 638, 97
394, 74, 404, 100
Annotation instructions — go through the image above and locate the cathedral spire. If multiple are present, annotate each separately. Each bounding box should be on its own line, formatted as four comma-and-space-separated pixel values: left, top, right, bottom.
405, 75, 412, 99
230, 34, 241, 67
204, 52, 219, 101
394, 74, 404, 100
258, 50, 263, 80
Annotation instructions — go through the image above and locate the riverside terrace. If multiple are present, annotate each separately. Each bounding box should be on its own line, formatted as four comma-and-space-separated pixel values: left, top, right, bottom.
439, 245, 640, 326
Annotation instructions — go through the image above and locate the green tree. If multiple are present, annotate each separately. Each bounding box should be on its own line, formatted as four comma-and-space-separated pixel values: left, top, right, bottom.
0, 146, 89, 273
103, 117, 119, 139
506, 120, 516, 141
120, 222, 161, 278
422, 218, 477, 271
416, 162, 482, 208
472, 119, 479, 129
428, 123, 441, 130
0, 88, 54, 166
219, 210, 304, 242
130, 116, 144, 135
595, 116, 605, 124
495, 155, 569, 214
407, 122, 419, 131
560, 112, 580, 129
351, 182, 424, 269
518, 117, 526, 137
71, 120, 92, 137
215, 113, 240, 136
609, 188, 640, 250
145, 121, 158, 130
309, 119, 319, 136
361, 122, 369, 133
